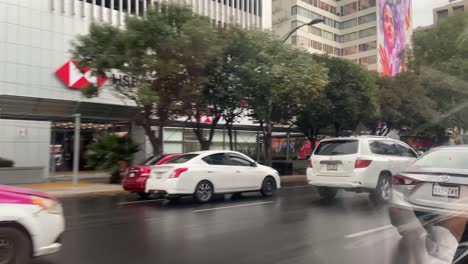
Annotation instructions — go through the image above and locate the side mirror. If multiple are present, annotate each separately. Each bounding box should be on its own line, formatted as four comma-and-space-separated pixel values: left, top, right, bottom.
251, 161, 258, 167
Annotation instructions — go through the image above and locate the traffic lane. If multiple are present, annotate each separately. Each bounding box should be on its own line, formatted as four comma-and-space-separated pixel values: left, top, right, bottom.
33, 187, 401, 264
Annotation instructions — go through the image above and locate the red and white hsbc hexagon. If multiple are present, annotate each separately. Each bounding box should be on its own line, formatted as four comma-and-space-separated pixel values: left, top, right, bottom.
55, 60, 108, 89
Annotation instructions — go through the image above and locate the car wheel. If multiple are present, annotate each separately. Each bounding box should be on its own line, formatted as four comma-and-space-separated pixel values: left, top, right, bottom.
371, 174, 392, 204
317, 187, 338, 201
137, 192, 151, 199
0, 227, 31, 264
261, 177, 276, 197
194, 181, 214, 203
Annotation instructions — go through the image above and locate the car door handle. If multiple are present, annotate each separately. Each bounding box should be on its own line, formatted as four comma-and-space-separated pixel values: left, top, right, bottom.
207, 171, 214, 173
236, 171, 241, 173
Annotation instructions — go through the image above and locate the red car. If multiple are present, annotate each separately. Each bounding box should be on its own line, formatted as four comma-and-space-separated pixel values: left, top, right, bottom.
122, 154, 182, 198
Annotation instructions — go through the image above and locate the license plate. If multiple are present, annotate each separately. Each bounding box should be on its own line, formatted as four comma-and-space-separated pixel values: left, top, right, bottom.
129, 172, 136, 178
432, 184, 460, 198
327, 164, 338, 171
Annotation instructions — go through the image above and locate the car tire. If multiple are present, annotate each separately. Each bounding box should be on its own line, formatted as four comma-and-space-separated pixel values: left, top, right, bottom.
261, 177, 276, 197
0, 226, 31, 264
371, 174, 392, 204
194, 181, 214, 203
137, 192, 151, 199
317, 187, 338, 201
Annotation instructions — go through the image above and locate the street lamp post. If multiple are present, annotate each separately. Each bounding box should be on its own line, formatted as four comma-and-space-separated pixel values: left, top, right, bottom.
282, 18, 325, 43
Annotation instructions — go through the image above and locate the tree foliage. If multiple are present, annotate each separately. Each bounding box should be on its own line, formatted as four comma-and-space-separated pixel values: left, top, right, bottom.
72, 4, 223, 155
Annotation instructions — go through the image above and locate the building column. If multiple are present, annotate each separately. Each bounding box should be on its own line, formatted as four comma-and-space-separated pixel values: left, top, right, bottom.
72, 114, 81, 186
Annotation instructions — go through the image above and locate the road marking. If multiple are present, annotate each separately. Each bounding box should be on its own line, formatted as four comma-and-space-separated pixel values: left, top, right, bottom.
193, 201, 275, 213
118, 199, 164, 205
345, 224, 393, 238
282, 185, 313, 189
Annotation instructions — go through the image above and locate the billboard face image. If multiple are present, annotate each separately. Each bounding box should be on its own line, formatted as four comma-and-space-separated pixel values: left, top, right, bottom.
378, 0, 412, 76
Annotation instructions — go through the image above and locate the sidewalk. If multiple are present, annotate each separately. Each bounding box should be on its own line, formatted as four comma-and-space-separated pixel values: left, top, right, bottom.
22, 175, 307, 198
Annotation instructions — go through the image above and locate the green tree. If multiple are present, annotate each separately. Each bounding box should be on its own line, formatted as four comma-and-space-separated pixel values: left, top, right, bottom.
87, 134, 139, 183
72, 4, 222, 155
238, 31, 328, 165
311, 55, 380, 137
377, 72, 437, 133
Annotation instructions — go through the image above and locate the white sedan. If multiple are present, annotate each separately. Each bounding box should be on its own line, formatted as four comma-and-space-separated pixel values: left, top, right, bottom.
145, 151, 281, 203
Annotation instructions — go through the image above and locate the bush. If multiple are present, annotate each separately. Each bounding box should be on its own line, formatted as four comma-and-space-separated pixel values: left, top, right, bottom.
0, 158, 14, 167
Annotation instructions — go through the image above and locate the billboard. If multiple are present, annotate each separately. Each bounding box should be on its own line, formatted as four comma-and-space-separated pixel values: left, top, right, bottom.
377, 0, 412, 76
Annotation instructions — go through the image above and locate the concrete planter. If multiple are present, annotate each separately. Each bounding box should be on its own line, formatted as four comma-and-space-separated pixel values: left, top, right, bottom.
0, 166, 46, 185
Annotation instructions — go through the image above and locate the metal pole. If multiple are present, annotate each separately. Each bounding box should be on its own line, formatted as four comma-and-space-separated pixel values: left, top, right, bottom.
50, 123, 56, 179
72, 114, 81, 186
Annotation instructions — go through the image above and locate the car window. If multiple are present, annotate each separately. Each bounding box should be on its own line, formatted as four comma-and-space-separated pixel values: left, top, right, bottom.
369, 141, 400, 156
229, 154, 253, 166
202, 153, 229, 165
314, 140, 358, 156
141, 155, 164, 165
396, 144, 418, 158
166, 154, 199, 164
412, 149, 468, 170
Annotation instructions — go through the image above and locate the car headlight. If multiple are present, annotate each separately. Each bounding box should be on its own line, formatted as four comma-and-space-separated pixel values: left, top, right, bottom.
31, 196, 62, 214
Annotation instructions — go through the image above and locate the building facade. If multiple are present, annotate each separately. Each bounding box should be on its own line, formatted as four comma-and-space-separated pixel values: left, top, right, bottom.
0, 0, 273, 182
273, 0, 412, 76
434, 0, 467, 24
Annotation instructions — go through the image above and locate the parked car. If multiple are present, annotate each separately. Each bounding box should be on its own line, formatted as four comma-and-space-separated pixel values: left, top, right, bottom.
0, 185, 65, 264
145, 150, 280, 203
122, 154, 182, 198
306, 136, 418, 203
389, 146, 468, 230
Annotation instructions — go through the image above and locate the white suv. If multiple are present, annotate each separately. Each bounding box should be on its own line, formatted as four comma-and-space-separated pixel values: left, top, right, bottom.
306, 136, 418, 203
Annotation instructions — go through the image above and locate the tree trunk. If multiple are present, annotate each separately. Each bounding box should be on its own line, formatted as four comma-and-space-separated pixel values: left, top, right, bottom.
262, 121, 273, 166
141, 123, 160, 156
334, 122, 340, 137
200, 141, 210, 150
226, 123, 234, 150
157, 123, 164, 155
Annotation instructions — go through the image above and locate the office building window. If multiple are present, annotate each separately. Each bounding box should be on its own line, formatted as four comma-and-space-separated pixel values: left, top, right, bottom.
296, 36, 310, 47
359, 27, 376, 38
342, 46, 358, 55
359, 55, 377, 65
453, 5, 465, 13
336, 32, 358, 43
334, 47, 342, 56
359, 0, 376, 11
319, 1, 330, 12
359, 41, 377, 52
336, 18, 358, 29
330, 5, 337, 15
358, 13, 376, 25
323, 44, 334, 54
323, 30, 334, 41
324, 17, 334, 27
437, 9, 449, 20
311, 40, 323, 51
310, 26, 322, 36
292, 6, 333, 27
341, 2, 358, 16
291, 21, 307, 32
291, 6, 298, 15
300, 0, 318, 6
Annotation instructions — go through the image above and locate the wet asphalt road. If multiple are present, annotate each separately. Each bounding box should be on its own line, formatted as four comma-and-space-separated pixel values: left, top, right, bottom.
32, 186, 403, 264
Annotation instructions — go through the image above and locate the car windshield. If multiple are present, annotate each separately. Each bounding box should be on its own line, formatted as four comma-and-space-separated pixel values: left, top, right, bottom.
139, 155, 164, 165
314, 140, 358, 156
412, 149, 468, 171
165, 154, 199, 164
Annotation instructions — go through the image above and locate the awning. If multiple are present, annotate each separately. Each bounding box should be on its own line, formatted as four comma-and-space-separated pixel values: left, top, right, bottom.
0, 95, 139, 122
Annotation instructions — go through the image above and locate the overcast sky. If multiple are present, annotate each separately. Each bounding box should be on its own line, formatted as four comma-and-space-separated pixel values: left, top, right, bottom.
412, 0, 450, 27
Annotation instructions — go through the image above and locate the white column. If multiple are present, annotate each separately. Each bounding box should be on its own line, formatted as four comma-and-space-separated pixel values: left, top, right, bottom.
100, 0, 104, 21
110, 0, 114, 22
136, 0, 140, 16
214, 0, 218, 24
207, 0, 211, 21
220, 0, 224, 25
239, 0, 242, 27
235, 0, 239, 25
61, 0, 65, 13
71, 0, 75, 15
81, 0, 85, 17
119, 0, 123, 25
50, 0, 55, 12
143, 0, 147, 17
72, 114, 81, 186
91, 0, 95, 21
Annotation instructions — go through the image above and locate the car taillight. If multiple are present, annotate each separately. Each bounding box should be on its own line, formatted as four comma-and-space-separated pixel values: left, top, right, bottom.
140, 167, 151, 176
169, 168, 188, 178
307, 160, 313, 168
392, 174, 420, 185
355, 159, 372, 168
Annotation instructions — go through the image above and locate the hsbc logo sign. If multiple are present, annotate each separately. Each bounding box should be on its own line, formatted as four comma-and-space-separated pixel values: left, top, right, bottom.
56, 60, 138, 89
56, 60, 108, 89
